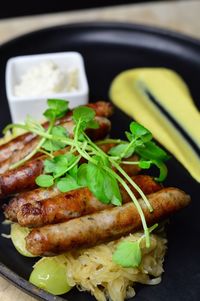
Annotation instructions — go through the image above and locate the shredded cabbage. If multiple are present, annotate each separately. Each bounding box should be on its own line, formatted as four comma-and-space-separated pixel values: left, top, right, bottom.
56, 232, 167, 301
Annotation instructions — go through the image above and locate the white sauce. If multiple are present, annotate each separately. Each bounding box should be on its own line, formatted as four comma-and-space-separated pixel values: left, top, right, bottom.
14, 60, 78, 97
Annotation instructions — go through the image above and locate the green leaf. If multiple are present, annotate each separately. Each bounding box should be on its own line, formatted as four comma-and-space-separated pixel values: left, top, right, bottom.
125, 131, 134, 142
73, 106, 95, 124
35, 175, 54, 187
44, 159, 57, 173
43, 154, 77, 179
130, 122, 152, 142
85, 161, 121, 205
43, 108, 57, 121
136, 141, 170, 162
112, 241, 142, 268
86, 162, 109, 203
68, 164, 78, 180
111, 196, 122, 206
139, 159, 151, 169
103, 173, 122, 206
77, 164, 88, 187
53, 155, 70, 177
108, 143, 134, 159
57, 175, 81, 193
151, 159, 168, 182
44, 99, 69, 120
47, 99, 68, 112
42, 126, 68, 152
52, 125, 68, 138
53, 154, 76, 178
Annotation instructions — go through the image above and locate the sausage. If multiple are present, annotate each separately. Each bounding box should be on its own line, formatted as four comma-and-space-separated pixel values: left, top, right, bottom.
3, 156, 144, 222
0, 158, 44, 198
0, 113, 112, 173
25, 187, 191, 256
0, 117, 111, 199
16, 175, 162, 227
0, 101, 113, 164
0, 132, 36, 164
0, 137, 40, 174
3, 174, 154, 222
3, 185, 60, 222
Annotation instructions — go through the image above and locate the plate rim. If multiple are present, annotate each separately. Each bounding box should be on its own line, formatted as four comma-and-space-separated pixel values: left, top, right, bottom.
0, 20, 200, 301
1, 21, 200, 52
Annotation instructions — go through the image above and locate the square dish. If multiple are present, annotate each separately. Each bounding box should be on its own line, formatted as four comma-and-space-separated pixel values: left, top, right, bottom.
5, 52, 89, 122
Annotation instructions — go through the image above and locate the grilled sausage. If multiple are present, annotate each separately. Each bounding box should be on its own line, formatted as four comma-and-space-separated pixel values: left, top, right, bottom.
3, 158, 143, 223
25, 187, 190, 256
0, 117, 111, 199
0, 101, 113, 166
0, 102, 112, 174
3, 185, 60, 222
16, 175, 162, 227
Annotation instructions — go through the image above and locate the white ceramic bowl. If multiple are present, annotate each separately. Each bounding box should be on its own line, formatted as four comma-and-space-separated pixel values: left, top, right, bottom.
5, 52, 89, 123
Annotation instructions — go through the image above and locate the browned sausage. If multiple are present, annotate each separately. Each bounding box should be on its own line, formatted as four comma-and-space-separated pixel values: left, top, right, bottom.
0, 101, 113, 165
0, 157, 44, 198
0, 132, 35, 164
0, 101, 113, 174
3, 185, 60, 222
3, 173, 152, 222
0, 117, 111, 199
0, 137, 40, 174
16, 175, 162, 227
25, 187, 190, 256
3, 151, 141, 221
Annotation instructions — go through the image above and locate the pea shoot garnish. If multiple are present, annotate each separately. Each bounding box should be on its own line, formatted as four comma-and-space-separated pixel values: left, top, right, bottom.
4, 99, 170, 262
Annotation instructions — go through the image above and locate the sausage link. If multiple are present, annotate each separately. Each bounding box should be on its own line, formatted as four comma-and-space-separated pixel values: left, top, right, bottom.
0, 117, 111, 199
3, 155, 142, 222
3, 185, 60, 222
0, 113, 111, 173
16, 175, 162, 227
0, 101, 113, 166
25, 187, 190, 256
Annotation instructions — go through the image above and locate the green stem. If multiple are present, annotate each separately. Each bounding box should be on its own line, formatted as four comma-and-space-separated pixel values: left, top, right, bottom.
73, 122, 96, 163
37, 148, 54, 158
103, 164, 151, 248
111, 160, 153, 213
9, 137, 46, 169
120, 139, 136, 158
83, 133, 109, 159
121, 161, 140, 165
9, 118, 55, 169
3, 123, 28, 134
96, 138, 125, 146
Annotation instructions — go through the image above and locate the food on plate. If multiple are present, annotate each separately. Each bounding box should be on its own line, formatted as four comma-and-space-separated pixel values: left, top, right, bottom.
109, 67, 200, 182
0, 99, 191, 301
14, 60, 78, 97
15, 175, 162, 228
25, 187, 189, 256
3, 155, 140, 223
29, 256, 72, 295
0, 101, 112, 173
10, 223, 36, 257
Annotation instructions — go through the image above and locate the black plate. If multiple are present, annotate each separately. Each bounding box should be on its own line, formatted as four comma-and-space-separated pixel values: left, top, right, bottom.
0, 22, 199, 301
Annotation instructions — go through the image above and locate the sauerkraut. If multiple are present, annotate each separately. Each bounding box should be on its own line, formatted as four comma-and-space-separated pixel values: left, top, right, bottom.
56, 231, 167, 301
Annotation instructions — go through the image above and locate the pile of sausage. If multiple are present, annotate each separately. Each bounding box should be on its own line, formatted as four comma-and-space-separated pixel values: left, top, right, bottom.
0, 102, 191, 256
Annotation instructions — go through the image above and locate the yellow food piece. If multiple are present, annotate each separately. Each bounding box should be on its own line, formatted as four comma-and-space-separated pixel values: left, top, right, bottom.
10, 223, 36, 257
109, 68, 200, 182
